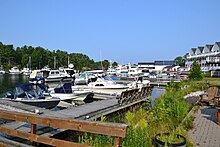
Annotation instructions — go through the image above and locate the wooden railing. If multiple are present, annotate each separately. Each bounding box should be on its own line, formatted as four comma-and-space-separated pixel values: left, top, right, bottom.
0, 110, 128, 147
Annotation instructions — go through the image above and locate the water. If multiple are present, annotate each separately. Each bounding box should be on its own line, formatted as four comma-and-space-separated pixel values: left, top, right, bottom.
151, 87, 166, 107
0, 74, 29, 95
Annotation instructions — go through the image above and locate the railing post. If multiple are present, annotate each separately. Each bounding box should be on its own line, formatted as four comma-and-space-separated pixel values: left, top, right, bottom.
31, 123, 37, 145
114, 136, 122, 147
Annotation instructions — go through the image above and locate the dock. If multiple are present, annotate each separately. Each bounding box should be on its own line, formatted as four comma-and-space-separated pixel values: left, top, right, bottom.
0, 87, 152, 146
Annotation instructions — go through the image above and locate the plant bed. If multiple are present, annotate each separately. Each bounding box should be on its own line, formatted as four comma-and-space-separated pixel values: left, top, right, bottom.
154, 133, 186, 147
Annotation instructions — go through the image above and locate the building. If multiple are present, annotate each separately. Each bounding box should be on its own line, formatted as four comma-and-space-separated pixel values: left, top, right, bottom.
185, 42, 220, 72
138, 60, 176, 72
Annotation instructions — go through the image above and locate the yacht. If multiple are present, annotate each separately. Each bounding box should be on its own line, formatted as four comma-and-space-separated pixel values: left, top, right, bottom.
29, 68, 75, 84
87, 76, 129, 95
74, 72, 97, 85
128, 63, 142, 76
9, 66, 21, 74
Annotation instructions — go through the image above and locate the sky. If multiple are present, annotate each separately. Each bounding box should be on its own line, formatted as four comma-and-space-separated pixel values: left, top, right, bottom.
0, 0, 220, 64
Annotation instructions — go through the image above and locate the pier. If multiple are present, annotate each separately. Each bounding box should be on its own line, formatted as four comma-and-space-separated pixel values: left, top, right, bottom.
0, 86, 152, 146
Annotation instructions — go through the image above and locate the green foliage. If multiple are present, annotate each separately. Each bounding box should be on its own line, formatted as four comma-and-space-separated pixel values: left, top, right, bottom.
203, 72, 211, 78
182, 116, 194, 131
174, 56, 185, 66
0, 42, 118, 71
189, 60, 203, 81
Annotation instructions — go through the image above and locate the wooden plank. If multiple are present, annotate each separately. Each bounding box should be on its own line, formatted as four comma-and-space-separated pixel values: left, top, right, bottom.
0, 110, 128, 137
0, 127, 91, 147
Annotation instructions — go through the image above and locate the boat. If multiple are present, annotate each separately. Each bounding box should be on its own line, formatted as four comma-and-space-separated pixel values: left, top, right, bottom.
128, 63, 142, 76
0, 65, 6, 74
107, 61, 116, 76
74, 72, 97, 85
21, 67, 32, 76
29, 68, 75, 84
48, 82, 92, 102
9, 66, 21, 74
2, 84, 60, 109
87, 76, 129, 95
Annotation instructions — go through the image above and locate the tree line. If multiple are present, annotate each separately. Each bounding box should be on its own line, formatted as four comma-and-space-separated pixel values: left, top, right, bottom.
0, 42, 118, 71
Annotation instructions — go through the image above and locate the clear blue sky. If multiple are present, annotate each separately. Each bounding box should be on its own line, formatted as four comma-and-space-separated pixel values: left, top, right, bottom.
0, 0, 219, 64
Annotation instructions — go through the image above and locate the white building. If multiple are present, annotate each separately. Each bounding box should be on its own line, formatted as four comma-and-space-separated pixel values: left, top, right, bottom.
186, 42, 220, 72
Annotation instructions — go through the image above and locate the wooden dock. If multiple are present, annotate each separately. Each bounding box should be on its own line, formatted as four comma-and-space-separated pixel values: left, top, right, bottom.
0, 87, 152, 146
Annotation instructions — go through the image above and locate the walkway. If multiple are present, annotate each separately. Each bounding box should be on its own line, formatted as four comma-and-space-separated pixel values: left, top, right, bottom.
188, 107, 220, 147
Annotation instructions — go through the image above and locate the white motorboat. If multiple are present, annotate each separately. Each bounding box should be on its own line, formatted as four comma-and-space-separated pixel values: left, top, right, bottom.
9, 66, 21, 74
29, 68, 75, 84
74, 72, 97, 85
87, 76, 129, 95
49, 82, 92, 102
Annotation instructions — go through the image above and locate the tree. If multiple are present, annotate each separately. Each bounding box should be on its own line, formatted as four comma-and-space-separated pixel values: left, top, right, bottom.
189, 60, 203, 80
174, 56, 185, 66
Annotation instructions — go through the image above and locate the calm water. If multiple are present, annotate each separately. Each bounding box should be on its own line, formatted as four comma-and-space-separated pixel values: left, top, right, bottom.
0, 74, 29, 95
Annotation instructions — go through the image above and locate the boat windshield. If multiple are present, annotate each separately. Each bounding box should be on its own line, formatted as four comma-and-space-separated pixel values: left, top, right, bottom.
103, 76, 113, 81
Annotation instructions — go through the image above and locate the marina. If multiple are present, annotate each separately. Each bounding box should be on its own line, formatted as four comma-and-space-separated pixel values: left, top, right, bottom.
0, 73, 170, 146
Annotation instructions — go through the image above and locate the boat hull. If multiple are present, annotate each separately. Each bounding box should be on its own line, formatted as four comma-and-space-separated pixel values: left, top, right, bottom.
50, 92, 91, 101
3, 98, 60, 109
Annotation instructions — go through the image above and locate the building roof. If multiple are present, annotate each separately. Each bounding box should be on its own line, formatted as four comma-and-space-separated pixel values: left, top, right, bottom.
154, 60, 175, 65
215, 42, 220, 48
138, 62, 154, 65
198, 46, 204, 53
206, 44, 214, 51
191, 48, 197, 54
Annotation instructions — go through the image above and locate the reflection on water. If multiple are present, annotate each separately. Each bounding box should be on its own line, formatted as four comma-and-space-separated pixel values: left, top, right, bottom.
0, 74, 29, 95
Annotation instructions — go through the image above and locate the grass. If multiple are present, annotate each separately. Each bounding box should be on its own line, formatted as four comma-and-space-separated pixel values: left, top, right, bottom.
203, 77, 220, 87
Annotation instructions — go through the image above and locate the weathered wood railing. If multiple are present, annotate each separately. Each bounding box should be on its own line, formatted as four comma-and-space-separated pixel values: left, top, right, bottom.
0, 110, 128, 147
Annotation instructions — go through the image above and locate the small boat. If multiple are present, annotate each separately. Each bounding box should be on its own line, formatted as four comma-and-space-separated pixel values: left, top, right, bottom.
2, 84, 60, 109
49, 82, 92, 102
9, 66, 21, 74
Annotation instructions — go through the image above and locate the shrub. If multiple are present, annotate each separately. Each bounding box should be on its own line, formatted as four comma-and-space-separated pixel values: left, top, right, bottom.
189, 60, 203, 81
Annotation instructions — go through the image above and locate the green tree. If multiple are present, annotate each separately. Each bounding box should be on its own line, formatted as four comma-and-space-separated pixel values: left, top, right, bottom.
174, 56, 185, 66
189, 60, 203, 80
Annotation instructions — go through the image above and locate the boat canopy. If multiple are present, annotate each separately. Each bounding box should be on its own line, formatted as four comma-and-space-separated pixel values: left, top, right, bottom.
54, 83, 73, 93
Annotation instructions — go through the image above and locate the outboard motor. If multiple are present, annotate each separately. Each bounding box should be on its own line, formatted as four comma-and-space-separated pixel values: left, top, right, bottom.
5, 91, 14, 99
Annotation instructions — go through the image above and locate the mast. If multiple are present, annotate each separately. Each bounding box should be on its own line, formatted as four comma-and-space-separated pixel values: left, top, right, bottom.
29, 56, 31, 70
67, 55, 70, 67
100, 49, 103, 70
